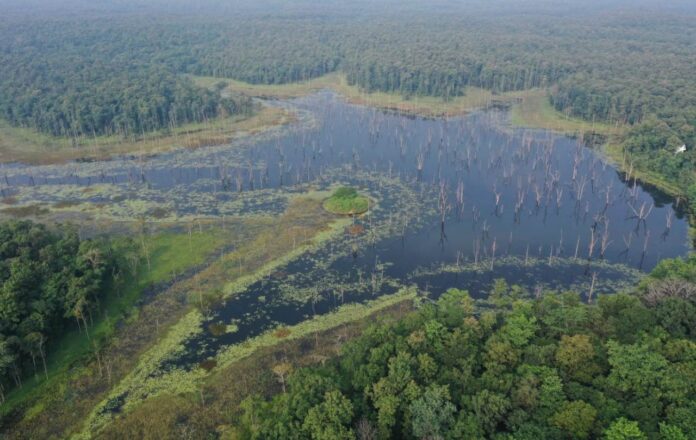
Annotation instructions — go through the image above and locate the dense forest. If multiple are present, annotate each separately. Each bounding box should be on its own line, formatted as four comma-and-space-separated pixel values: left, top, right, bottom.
0, 4, 694, 207
237, 257, 696, 439
0, 21, 253, 139
0, 222, 120, 403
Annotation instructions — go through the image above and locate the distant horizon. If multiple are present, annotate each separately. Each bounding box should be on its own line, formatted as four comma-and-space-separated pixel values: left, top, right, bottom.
1, 0, 695, 20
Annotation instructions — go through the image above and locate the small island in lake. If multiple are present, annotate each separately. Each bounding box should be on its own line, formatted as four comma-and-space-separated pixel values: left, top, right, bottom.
323, 187, 369, 215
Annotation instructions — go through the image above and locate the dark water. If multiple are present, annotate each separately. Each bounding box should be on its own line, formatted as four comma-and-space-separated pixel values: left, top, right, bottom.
2, 92, 690, 267
2, 91, 691, 380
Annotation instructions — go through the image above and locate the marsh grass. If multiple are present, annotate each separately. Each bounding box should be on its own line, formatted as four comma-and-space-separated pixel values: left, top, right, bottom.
216, 288, 417, 368
83, 177, 429, 433
52, 200, 80, 209
198, 359, 218, 372
510, 90, 621, 137
177, 195, 341, 296
346, 224, 365, 235
96, 298, 413, 439
409, 256, 643, 301
335, 81, 528, 118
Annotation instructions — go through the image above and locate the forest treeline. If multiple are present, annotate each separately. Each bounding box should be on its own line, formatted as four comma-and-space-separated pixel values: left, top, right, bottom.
197, 11, 696, 210
0, 21, 253, 139
237, 256, 696, 439
0, 221, 125, 403
0, 8, 694, 204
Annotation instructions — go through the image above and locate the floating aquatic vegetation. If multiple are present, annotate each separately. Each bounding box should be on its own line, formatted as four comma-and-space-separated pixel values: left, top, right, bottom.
208, 322, 227, 336
214, 287, 417, 369
80, 286, 416, 438
4, 165, 429, 224
407, 256, 643, 300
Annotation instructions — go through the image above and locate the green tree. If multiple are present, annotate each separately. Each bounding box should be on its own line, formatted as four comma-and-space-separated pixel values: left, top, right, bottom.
606, 341, 668, 398
598, 294, 655, 343
302, 390, 355, 440
410, 385, 456, 439
471, 389, 510, 435
551, 400, 598, 439
654, 298, 696, 338
437, 288, 474, 325
604, 418, 647, 440
499, 304, 538, 348
0, 336, 16, 403
0, 221, 117, 393
658, 423, 688, 440
555, 334, 600, 383
536, 368, 566, 416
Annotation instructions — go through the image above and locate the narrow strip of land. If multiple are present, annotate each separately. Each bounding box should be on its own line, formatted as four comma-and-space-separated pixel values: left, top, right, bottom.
0, 106, 292, 165
193, 73, 530, 118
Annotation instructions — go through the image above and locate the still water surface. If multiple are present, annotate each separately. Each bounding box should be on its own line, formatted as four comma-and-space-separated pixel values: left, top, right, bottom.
2, 91, 691, 371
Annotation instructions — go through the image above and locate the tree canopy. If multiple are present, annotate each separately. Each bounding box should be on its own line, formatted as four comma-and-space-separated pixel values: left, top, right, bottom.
0, 221, 119, 402
237, 256, 696, 439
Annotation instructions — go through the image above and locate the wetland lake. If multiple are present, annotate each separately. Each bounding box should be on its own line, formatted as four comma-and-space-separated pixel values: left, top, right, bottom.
0, 91, 692, 418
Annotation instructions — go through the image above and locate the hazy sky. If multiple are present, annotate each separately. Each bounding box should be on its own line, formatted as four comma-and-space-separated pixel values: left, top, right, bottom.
1, 0, 695, 19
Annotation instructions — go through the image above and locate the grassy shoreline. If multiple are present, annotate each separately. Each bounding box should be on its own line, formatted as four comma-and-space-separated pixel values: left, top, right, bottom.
0, 106, 293, 165
604, 143, 695, 239
509, 92, 676, 197
603, 143, 684, 197
510, 90, 621, 137
0, 229, 226, 418
193, 73, 528, 117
